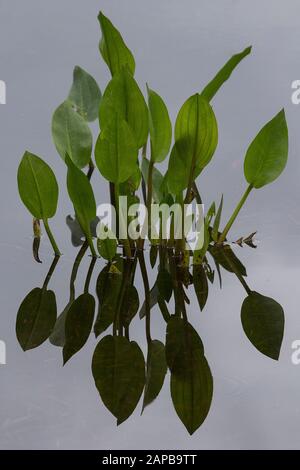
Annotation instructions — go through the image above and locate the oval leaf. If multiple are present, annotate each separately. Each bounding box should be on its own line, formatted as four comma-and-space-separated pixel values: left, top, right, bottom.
99, 68, 148, 148
66, 156, 96, 247
95, 113, 138, 183
193, 264, 208, 311
92, 335, 145, 424
52, 101, 92, 169
142, 340, 167, 411
68, 66, 102, 122
97, 224, 117, 261
244, 109, 288, 188
98, 12, 135, 76
147, 85, 172, 163
18, 152, 58, 220
241, 291, 284, 360
63, 293, 95, 364
16, 287, 57, 351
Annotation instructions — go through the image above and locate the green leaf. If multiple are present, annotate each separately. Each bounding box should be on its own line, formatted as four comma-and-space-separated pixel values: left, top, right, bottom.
95, 113, 138, 183
142, 340, 167, 411
201, 46, 252, 102
121, 285, 139, 327
94, 264, 123, 337
17, 151, 58, 220
49, 301, 72, 347
241, 291, 284, 360
68, 66, 102, 122
98, 12, 135, 76
166, 317, 213, 434
139, 283, 159, 319
244, 109, 288, 188
52, 101, 92, 169
92, 335, 145, 424
97, 224, 117, 261
99, 67, 148, 148
157, 268, 173, 303
212, 194, 223, 242
167, 94, 218, 193
66, 156, 96, 251
16, 288, 57, 351
147, 85, 172, 163
63, 293, 95, 364
193, 264, 208, 311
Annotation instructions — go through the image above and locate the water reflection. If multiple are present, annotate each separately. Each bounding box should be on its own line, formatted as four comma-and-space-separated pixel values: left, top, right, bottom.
15, 243, 284, 435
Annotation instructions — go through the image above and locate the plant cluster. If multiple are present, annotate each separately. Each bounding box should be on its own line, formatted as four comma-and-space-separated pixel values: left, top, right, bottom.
16, 12, 288, 434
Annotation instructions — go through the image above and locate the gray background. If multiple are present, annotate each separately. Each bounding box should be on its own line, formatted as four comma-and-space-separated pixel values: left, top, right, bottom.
1, 0, 300, 449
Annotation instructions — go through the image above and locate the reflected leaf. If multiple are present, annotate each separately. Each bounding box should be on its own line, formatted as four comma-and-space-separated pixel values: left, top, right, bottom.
49, 301, 72, 347
241, 291, 284, 360
16, 287, 57, 351
166, 317, 213, 434
193, 264, 208, 311
142, 340, 167, 411
92, 335, 145, 424
63, 293, 95, 364
149, 244, 158, 268
139, 283, 159, 319
121, 285, 139, 327
94, 265, 123, 337
157, 268, 172, 303
209, 244, 247, 277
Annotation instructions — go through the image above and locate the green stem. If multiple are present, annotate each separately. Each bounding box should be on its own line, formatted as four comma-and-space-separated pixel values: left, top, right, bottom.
138, 250, 152, 344
43, 219, 61, 256
114, 184, 131, 258
218, 184, 253, 243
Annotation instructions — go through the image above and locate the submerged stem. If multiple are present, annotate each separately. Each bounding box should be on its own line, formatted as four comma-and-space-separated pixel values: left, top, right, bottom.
138, 250, 152, 344
42, 254, 60, 290
218, 184, 253, 243
43, 219, 61, 256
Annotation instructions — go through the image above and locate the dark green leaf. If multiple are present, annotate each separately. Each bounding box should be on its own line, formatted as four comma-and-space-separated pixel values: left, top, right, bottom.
16, 287, 57, 351
98, 12, 135, 76
68, 66, 102, 122
92, 335, 145, 424
147, 85, 172, 163
18, 152, 58, 220
201, 46, 252, 102
157, 268, 173, 303
166, 317, 204, 373
63, 293, 95, 364
49, 301, 72, 347
241, 291, 284, 360
95, 113, 138, 183
94, 265, 123, 337
142, 340, 167, 411
66, 156, 96, 249
121, 285, 139, 327
52, 101, 92, 168
244, 109, 288, 188
171, 354, 213, 435
209, 244, 247, 277
99, 67, 148, 148
193, 264, 209, 311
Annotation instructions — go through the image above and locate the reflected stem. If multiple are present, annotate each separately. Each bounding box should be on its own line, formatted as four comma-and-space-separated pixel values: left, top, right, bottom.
218, 184, 253, 243
70, 241, 89, 301
43, 219, 61, 256
42, 254, 60, 290
84, 256, 97, 294
138, 250, 152, 344
222, 249, 252, 295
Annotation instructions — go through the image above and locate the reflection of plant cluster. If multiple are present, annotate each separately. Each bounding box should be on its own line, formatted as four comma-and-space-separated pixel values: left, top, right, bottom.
16, 12, 287, 434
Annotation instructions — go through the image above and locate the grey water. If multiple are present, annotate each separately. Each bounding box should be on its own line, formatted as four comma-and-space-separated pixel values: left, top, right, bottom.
1, 0, 300, 450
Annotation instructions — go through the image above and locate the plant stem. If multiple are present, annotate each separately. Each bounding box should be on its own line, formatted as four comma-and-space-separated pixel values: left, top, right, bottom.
69, 241, 89, 301
218, 184, 253, 243
138, 250, 152, 344
42, 254, 60, 290
87, 159, 94, 181
114, 183, 131, 258
84, 256, 97, 293
146, 159, 154, 233
43, 219, 61, 256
